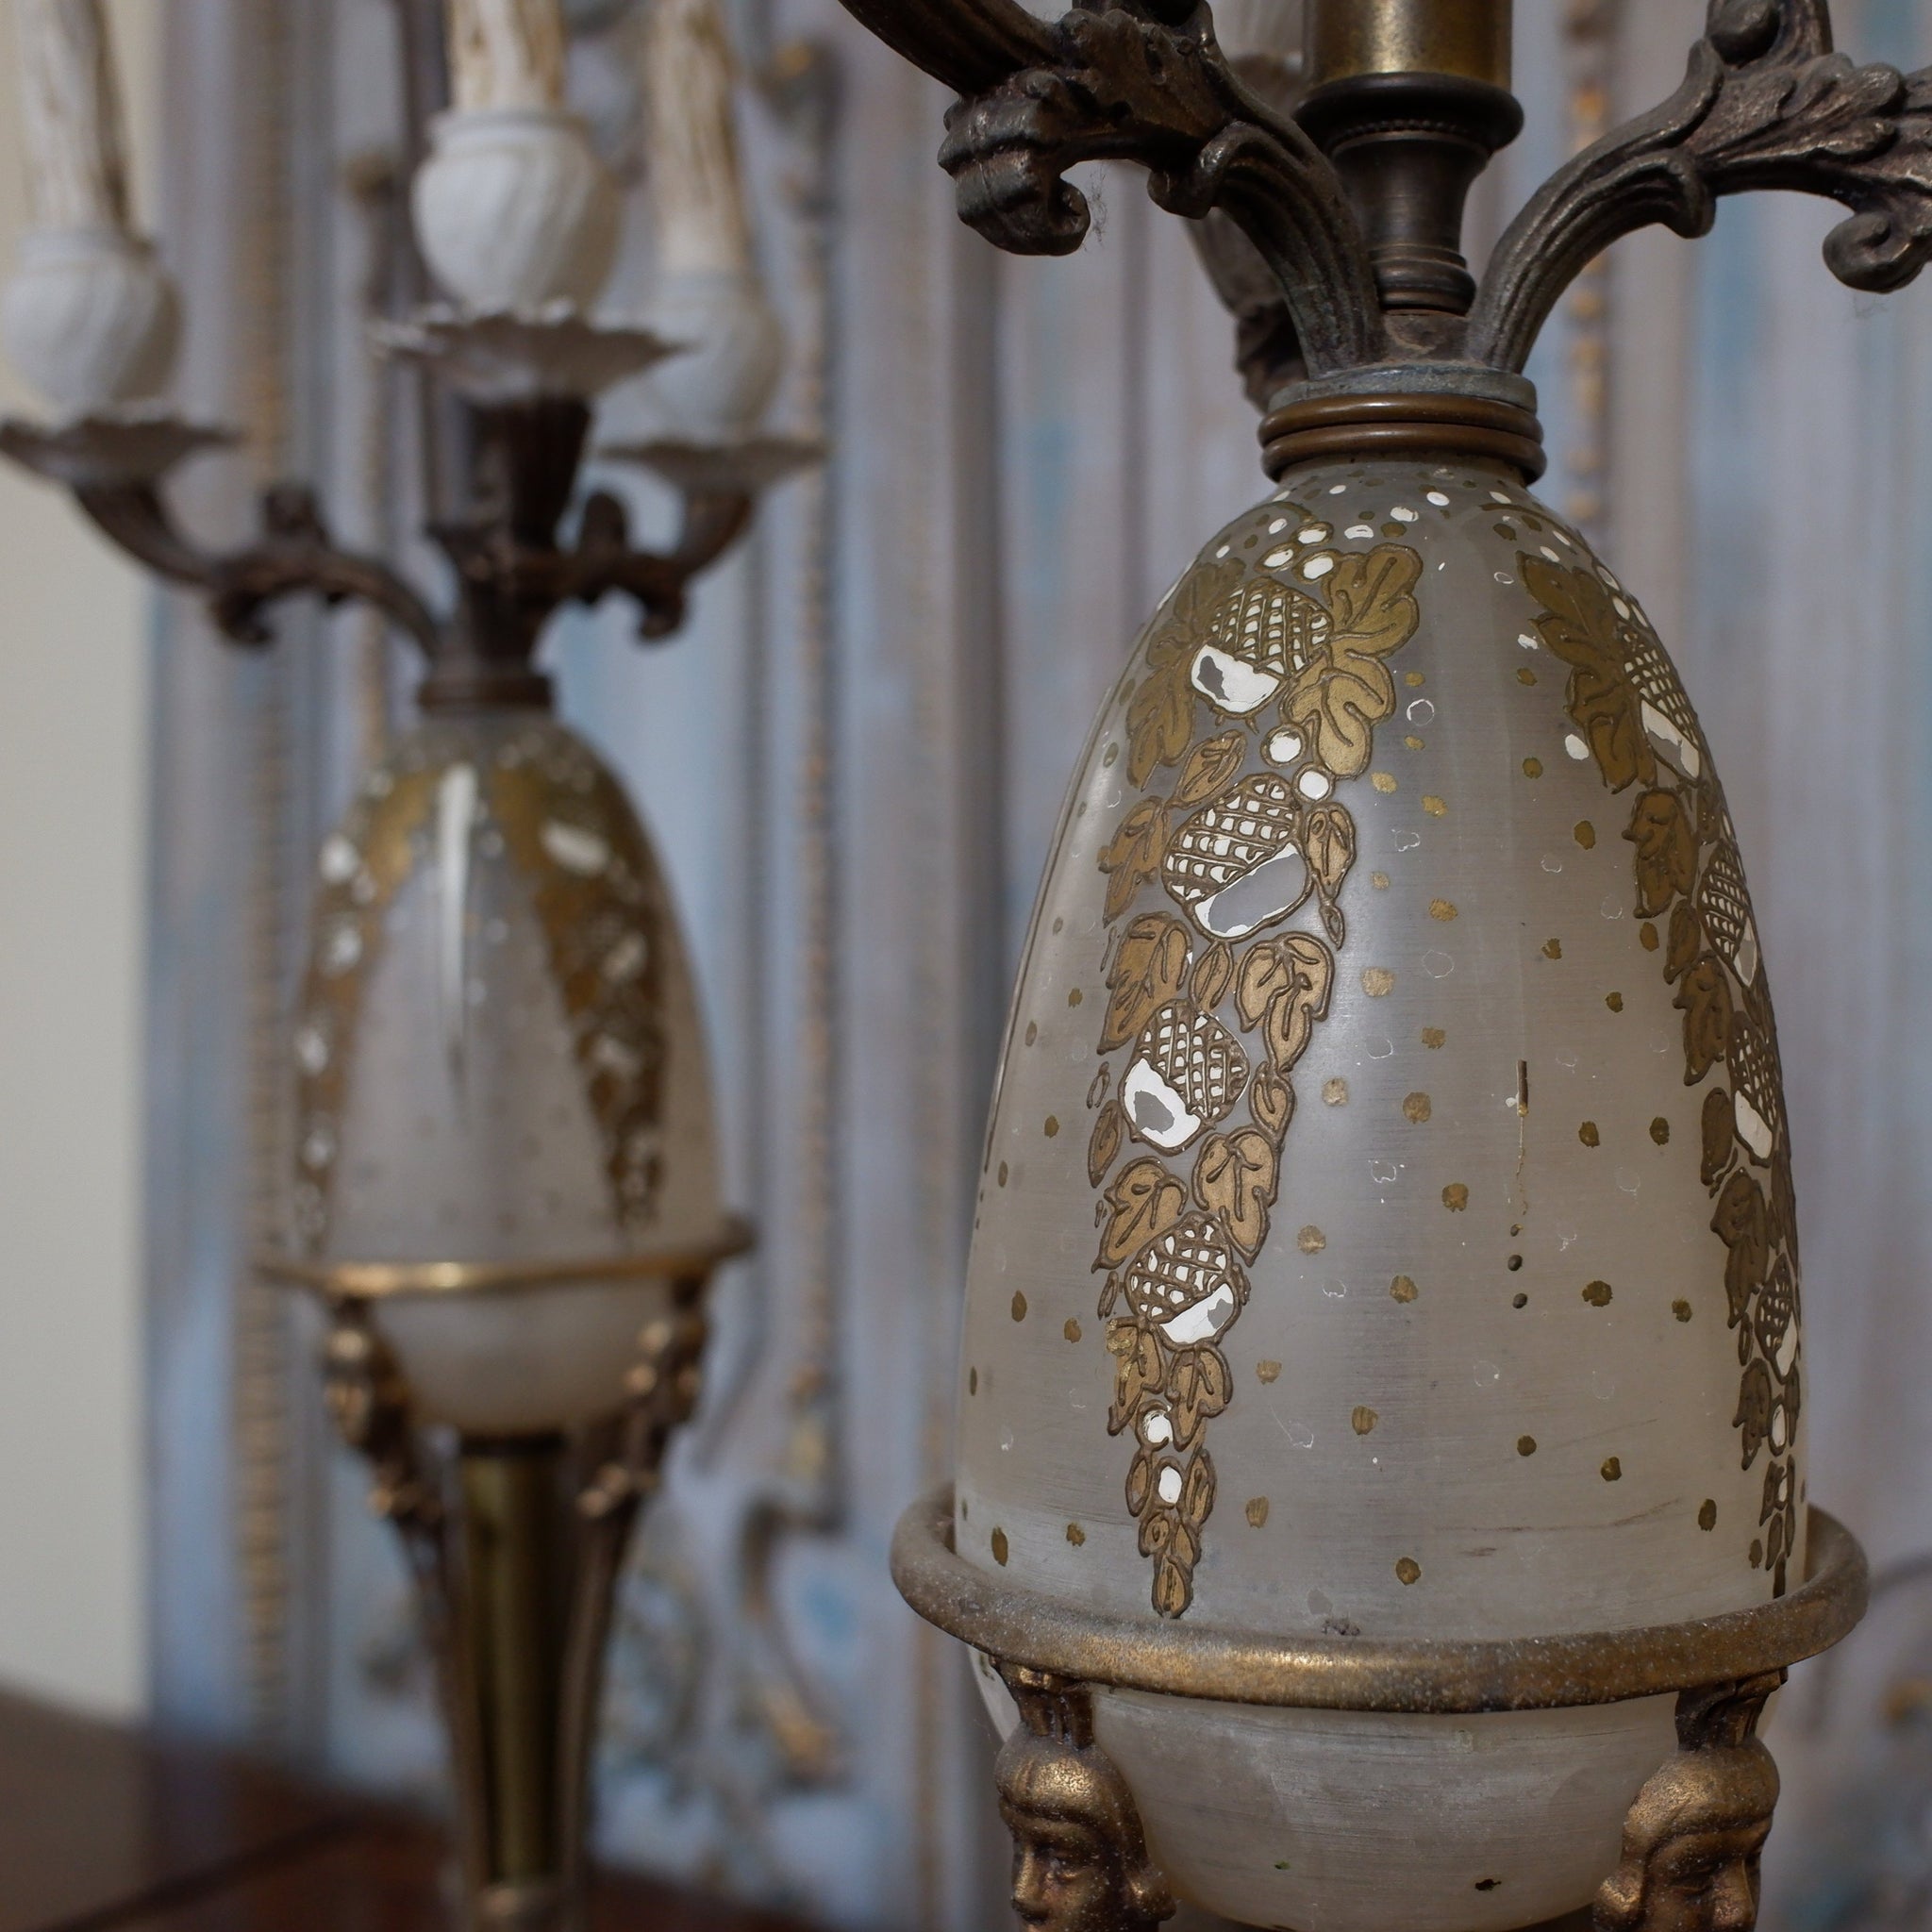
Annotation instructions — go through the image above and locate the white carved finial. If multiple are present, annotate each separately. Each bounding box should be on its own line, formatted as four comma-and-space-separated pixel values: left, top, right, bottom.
445, 0, 568, 112
15, 0, 126, 229
639, 0, 781, 439
413, 0, 618, 316
643, 0, 751, 277
3, 0, 177, 417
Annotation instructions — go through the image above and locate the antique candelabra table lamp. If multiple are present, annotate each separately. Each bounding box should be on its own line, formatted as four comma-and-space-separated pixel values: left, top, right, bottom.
0, 2, 811, 1928
824, 0, 1923, 1928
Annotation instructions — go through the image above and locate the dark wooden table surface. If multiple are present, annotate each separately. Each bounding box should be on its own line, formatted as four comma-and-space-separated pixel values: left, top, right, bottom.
0, 1690, 813, 1932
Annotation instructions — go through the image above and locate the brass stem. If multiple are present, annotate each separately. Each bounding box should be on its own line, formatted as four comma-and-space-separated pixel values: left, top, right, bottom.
457, 1439, 571, 1890
1305, 0, 1511, 90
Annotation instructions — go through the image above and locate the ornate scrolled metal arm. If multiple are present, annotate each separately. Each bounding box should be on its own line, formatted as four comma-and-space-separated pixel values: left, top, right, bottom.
0, 413, 443, 654
835, 0, 1381, 375
78, 475, 443, 652
1471, 0, 1932, 373
569, 486, 753, 641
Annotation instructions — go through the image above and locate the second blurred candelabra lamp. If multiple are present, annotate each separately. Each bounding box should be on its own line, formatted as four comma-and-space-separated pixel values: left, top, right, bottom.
0, 1, 812, 1928
817, 0, 1930, 1930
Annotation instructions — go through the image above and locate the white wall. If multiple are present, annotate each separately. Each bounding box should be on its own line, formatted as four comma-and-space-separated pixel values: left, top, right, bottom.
0, 0, 158, 1719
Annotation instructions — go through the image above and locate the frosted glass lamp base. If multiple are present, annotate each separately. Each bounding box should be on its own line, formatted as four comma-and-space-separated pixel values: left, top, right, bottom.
897, 1486, 1865, 1932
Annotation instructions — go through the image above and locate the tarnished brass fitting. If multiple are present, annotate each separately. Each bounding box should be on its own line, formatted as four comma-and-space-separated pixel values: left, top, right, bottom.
1305, 0, 1511, 91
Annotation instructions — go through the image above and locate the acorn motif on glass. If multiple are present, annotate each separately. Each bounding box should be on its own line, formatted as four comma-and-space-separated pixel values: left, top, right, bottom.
1162, 773, 1311, 941
1123, 1000, 1248, 1154
1190, 575, 1332, 716
1123, 1210, 1246, 1346
1520, 549, 1804, 1592
1085, 527, 1421, 1617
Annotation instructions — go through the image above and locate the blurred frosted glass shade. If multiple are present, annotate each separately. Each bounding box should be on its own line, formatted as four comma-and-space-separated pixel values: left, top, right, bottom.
957, 460, 1803, 1932
290, 711, 724, 1435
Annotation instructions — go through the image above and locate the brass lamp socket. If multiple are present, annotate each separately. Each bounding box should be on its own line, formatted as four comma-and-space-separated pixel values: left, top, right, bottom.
1304, 0, 1512, 92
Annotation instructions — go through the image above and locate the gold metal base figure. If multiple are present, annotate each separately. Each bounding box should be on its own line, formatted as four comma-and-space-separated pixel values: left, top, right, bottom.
298, 1261, 724, 1932
891, 1486, 1865, 1932
1595, 1674, 1784, 1932
994, 1667, 1174, 1932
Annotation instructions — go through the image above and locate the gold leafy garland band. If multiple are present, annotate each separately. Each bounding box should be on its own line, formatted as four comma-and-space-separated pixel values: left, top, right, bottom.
1088, 533, 1422, 1619
1519, 552, 1802, 1595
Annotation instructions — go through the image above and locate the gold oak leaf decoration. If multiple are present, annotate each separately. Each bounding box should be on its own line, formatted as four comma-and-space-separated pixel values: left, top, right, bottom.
1518, 551, 1802, 1591
1519, 552, 1654, 791
1080, 521, 1420, 1616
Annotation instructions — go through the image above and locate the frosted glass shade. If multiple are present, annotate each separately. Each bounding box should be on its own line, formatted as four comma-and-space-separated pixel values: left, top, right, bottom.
290, 711, 724, 1435
957, 459, 1803, 1932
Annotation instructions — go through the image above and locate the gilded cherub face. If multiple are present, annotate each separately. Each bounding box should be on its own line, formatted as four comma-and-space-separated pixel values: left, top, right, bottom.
1597, 1742, 1779, 1932
1002, 1798, 1124, 1932
996, 1731, 1172, 1932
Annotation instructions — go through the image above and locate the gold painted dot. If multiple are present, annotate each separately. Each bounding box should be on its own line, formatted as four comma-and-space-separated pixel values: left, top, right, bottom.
1361, 967, 1395, 996
991, 1528, 1009, 1564
1673, 1300, 1692, 1323
969, 1368, 978, 1395
1517, 666, 1537, 686
1352, 1406, 1377, 1435
1405, 671, 1425, 687
1507, 1254, 1524, 1271
1011, 1291, 1027, 1321
1391, 1274, 1419, 1303
1044, 1115, 1059, 1138
1068, 986, 1084, 1006
1323, 1077, 1349, 1106
1257, 1359, 1283, 1384
1650, 1117, 1671, 1145
1583, 1280, 1612, 1307
1371, 871, 1391, 889
1373, 771, 1397, 793
1517, 1436, 1537, 1457
1602, 1457, 1623, 1482
1640, 923, 1659, 952
1522, 757, 1543, 778
1404, 734, 1424, 751
1024, 1021, 1038, 1045
1298, 1224, 1326, 1254
1512, 1291, 1528, 1308
1429, 898, 1457, 921
1396, 1557, 1422, 1586
1403, 1091, 1432, 1123
1699, 1499, 1718, 1531
1102, 743, 1119, 767
1750, 1538, 1764, 1566
1245, 1496, 1270, 1527
1574, 821, 1596, 849
1542, 937, 1563, 959
1064, 1318, 1081, 1342
1052, 917, 1064, 934
1423, 794, 1447, 817
998, 1161, 1009, 1185
1066, 1522, 1086, 1545
1579, 1121, 1600, 1147
1606, 991, 1624, 1012
1442, 1183, 1469, 1211
1422, 1026, 1446, 1048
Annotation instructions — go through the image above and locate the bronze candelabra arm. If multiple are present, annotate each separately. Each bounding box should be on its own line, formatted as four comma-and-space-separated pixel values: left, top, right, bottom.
0, 413, 442, 654
828, 0, 1381, 375
0, 375, 817, 711
836, 0, 1932, 411
1470, 0, 1932, 374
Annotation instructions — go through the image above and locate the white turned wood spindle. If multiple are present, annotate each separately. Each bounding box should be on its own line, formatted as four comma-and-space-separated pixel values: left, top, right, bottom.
642, 0, 752, 278
444, 0, 567, 112
14, 0, 128, 232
